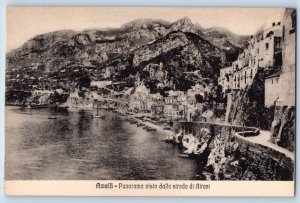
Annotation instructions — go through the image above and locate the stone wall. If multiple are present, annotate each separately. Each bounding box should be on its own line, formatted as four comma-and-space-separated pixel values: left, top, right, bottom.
269, 106, 295, 151
174, 122, 294, 180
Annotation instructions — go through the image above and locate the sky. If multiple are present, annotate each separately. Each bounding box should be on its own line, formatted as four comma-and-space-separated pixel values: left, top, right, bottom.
6, 7, 285, 52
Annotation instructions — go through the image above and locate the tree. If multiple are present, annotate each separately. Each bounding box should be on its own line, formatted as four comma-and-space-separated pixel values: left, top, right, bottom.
195, 94, 204, 103
79, 74, 91, 89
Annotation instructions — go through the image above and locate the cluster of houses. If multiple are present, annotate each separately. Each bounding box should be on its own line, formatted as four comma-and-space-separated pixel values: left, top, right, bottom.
127, 82, 215, 122
218, 8, 296, 108
6, 9, 295, 123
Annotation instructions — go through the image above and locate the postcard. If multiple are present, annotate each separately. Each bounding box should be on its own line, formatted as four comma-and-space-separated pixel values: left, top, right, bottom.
5, 7, 295, 196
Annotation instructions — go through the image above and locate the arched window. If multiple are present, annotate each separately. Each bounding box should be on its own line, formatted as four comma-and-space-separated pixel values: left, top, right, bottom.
266, 31, 274, 38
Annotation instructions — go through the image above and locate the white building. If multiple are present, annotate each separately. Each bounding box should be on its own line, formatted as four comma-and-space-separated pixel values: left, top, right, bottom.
218, 66, 233, 92
90, 80, 112, 88
219, 21, 283, 92
33, 90, 54, 96
265, 9, 296, 107
264, 72, 281, 106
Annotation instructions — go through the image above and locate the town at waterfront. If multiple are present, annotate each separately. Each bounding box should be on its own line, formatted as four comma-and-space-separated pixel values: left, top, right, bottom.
5, 8, 295, 180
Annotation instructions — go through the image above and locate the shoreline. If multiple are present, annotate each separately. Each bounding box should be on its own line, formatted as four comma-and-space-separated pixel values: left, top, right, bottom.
6, 105, 294, 161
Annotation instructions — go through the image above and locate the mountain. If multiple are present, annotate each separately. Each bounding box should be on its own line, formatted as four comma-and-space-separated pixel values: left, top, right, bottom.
201, 26, 249, 61
6, 17, 250, 94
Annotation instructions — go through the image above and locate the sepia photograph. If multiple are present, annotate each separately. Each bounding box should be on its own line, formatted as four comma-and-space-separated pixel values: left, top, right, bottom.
4, 7, 296, 196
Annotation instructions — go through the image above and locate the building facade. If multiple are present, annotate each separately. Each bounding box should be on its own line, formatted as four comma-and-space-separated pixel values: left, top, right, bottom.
218, 21, 283, 92
264, 72, 281, 106
218, 66, 233, 92
265, 8, 296, 107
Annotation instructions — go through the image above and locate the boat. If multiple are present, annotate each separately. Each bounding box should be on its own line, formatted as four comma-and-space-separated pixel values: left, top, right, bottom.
137, 123, 145, 127
164, 135, 175, 143
92, 104, 105, 119
143, 126, 149, 130
178, 154, 189, 158
146, 127, 157, 132
48, 107, 57, 119
21, 111, 32, 115
163, 126, 172, 130
129, 119, 138, 124
92, 114, 106, 119
26, 105, 35, 109
165, 139, 175, 144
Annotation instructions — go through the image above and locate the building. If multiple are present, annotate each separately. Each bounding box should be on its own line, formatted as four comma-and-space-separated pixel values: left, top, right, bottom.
90, 80, 112, 88
151, 101, 165, 119
187, 84, 205, 97
218, 21, 283, 92
218, 66, 233, 92
233, 22, 282, 90
143, 63, 168, 81
32, 90, 54, 96
265, 9, 296, 107
164, 104, 182, 120
264, 72, 281, 106
129, 82, 150, 112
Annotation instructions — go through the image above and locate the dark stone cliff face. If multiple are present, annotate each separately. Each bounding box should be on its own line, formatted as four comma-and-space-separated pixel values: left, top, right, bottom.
5, 91, 32, 106
269, 106, 295, 151
226, 70, 274, 130
225, 70, 295, 152
175, 122, 294, 180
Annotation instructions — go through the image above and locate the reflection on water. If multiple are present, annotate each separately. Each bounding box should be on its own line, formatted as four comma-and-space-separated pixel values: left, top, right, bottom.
5, 106, 205, 180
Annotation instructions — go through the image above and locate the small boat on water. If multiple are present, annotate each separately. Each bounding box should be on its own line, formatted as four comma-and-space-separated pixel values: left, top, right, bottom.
178, 154, 189, 158
129, 120, 138, 124
137, 123, 145, 127
21, 111, 32, 115
165, 135, 175, 143
48, 108, 57, 119
147, 128, 157, 132
163, 126, 172, 130
92, 115, 106, 119
92, 105, 105, 119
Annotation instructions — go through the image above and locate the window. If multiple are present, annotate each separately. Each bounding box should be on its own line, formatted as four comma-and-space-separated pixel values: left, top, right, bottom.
265, 43, 269, 50
289, 11, 296, 34
271, 79, 273, 84
274, 37, 282, 51
283, 25, 285, 41
292, 11, 296, 29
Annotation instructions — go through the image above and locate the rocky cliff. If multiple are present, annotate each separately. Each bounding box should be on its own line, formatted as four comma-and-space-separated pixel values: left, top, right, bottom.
174, 122, 294, 180
269, 106, 295, 151
6, 17, 249, 96
225, 69, 295, 151
226, 70, 274, 130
